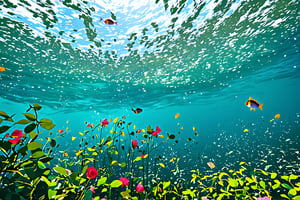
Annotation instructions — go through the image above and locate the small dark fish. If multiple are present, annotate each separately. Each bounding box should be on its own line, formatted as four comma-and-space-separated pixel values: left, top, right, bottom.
132, 107, 143, 114
121, 145, 125, 150
187, 138, 192, 141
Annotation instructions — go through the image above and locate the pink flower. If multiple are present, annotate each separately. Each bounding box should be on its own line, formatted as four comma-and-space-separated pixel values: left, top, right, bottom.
136, 184, 145, 193
87, 123, 91, 127
119, 177, 129, 187
89, 186, 95, 194
156, 126, 161, 133
151, 131, 158, 137
132, 140, 138, 149
140, 154, 146, 158
8, 130, 22, 144
86, 167, 98, 179
202, 197, 209, 200
258, 197, 271, 200
100, 118, 109, 127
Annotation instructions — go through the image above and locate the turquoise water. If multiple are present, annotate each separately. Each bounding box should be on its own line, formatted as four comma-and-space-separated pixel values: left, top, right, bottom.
0, 0, 300, 196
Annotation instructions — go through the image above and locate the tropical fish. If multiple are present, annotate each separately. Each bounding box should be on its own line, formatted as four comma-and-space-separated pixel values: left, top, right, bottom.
132, 108, 142, 114
100, 18, 117, 25
0, 66, 6, 72
175, 113, 180, 119
245, 97, 263, 111
207, 162, 215, 169
275, 114, 280, 119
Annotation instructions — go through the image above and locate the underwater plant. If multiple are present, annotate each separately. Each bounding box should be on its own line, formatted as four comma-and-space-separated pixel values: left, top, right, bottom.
0, 105, 299, 200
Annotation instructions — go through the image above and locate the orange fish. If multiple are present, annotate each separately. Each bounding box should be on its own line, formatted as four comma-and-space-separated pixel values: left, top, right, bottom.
245, 97, 263, 111
175, 113, 180, 119
100, 18, 117, 25
0, 66, 6, 72
275, 114, 280, 119
207, 162, 215, 169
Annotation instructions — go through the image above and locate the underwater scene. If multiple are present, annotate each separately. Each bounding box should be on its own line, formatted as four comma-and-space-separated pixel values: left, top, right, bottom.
0, 0, 299, 199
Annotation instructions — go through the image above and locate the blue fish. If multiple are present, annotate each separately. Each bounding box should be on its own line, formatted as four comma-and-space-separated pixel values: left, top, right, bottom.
245, 97, 263, 111
132, 107, 142, 114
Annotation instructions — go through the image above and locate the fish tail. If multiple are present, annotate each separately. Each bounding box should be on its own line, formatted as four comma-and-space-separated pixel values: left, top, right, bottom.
100, 17, 103, 21
259, 103, 263, 110
114, 22, 117, 25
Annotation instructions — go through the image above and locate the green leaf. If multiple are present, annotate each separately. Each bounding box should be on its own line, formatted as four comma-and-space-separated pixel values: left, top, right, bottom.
289, 189, 297, 196
48, 189, 57, 199
120, 162, 126, 167
163, 181, 171, 189
270, 172, 277, 179
22, 113, 36, 121
280, 194, 290, 199
0, 118, 3, 124
27, 142, 43, 150
111, 12, 116, 20
147, 125, 152, 134
111, 160, 119, 166
282, 175, 289, 181
0, 126, 10, 133
38, 161, 46, 169
82, 165, 88, 174
0, 111, 9, 118
14, 119, 31, 125
53, 166, 67, 175
229, 179, 239, 188
282, 183, 293, 190
121, 191, 131, 199
40, 118, 56, 130
272, 183, 280, 190
84, 190, 93, 200
259, 181, 266, 189
289, 174, 298, 181
110, 180, 122, 188
97, 177, 107, 186
50, 139, 56, 148
29, 131, 37, 139
25, 123, 36, 133
31, 151, 44, 159
33, 104, 42, 111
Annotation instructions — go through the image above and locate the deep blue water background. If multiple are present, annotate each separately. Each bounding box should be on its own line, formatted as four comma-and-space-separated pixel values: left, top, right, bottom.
0, 0, 299, 181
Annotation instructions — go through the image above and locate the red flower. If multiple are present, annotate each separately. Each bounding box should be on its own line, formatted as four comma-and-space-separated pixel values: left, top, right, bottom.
152, 131, 158, 137
132, 140, 138, 149
119, 177, 129, 187
100, 118, 109, 127
140, 154, 146, 158
86, 167, 98, 179
136, 184, 145, 193
8, 130, 22, 144
156, 126, 161, 133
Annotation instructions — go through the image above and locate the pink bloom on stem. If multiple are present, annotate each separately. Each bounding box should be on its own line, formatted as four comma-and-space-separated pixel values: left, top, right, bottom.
140, 154, 146, 158
119, 177, 129, 187
89, 186, 95, 194
202, 197, 209, 200
151, 131, 158, 137
132, 140, 138, 149
86, 167, 98, 179
136, 184, 145, 193
156, 126, 161, 133
101, 118, 109, 127
8, 130, 22, 144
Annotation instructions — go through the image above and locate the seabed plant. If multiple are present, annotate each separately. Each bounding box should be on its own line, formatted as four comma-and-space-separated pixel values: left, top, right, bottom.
0, 104, 299, 200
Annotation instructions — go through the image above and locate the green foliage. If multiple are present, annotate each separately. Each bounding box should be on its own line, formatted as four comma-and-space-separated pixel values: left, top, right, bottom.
0, 105, 299, 200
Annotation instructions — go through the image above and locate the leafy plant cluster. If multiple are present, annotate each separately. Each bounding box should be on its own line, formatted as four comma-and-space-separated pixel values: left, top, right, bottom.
0, 105, 299, 200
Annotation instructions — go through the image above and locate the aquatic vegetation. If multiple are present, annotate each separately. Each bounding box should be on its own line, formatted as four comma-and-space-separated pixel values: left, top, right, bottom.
0, 105, 299, 200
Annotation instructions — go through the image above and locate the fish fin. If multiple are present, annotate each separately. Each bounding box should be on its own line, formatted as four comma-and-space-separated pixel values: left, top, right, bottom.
259, 103, 263, 110
249, 96, 253, 100
253, 108, 256, 111
250, 108, 252, 111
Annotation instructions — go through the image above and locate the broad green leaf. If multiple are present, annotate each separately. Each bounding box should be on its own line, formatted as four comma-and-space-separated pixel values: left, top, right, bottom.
97, 177, 107, 186
289, 189, 297, 196
281, 175, 289, 181
33, 104, 42, 111
38, 161, 46, 169
22, 113, 36, 121
110, 180, 122, 188
111, 12, 116, 20
270, 172, 277, 179
31, 151, 44, 159
229, 179, 239, 188
163, 181, 171, 189
147, 125, 152, 133
82, 165, 88, 174
25, 123, 36, 133
84, 190, 93, 200
120, 162, 126, 167
121, 191, 131, 199
48, 189, 57, 199
282, 183, 292, 190
27, 142, 43, 150
40, 118, 56, 130
289, 174, 298, 181
41, 176, 51, 186
29, 131, 37, 139
0, 126, 10, 133
259, 181, 266, 189
272, 183, 280, 190
14, 119, 31, 125
53, 166, 67, 175
0, 111, 9, 118
101, 188, 107, 193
